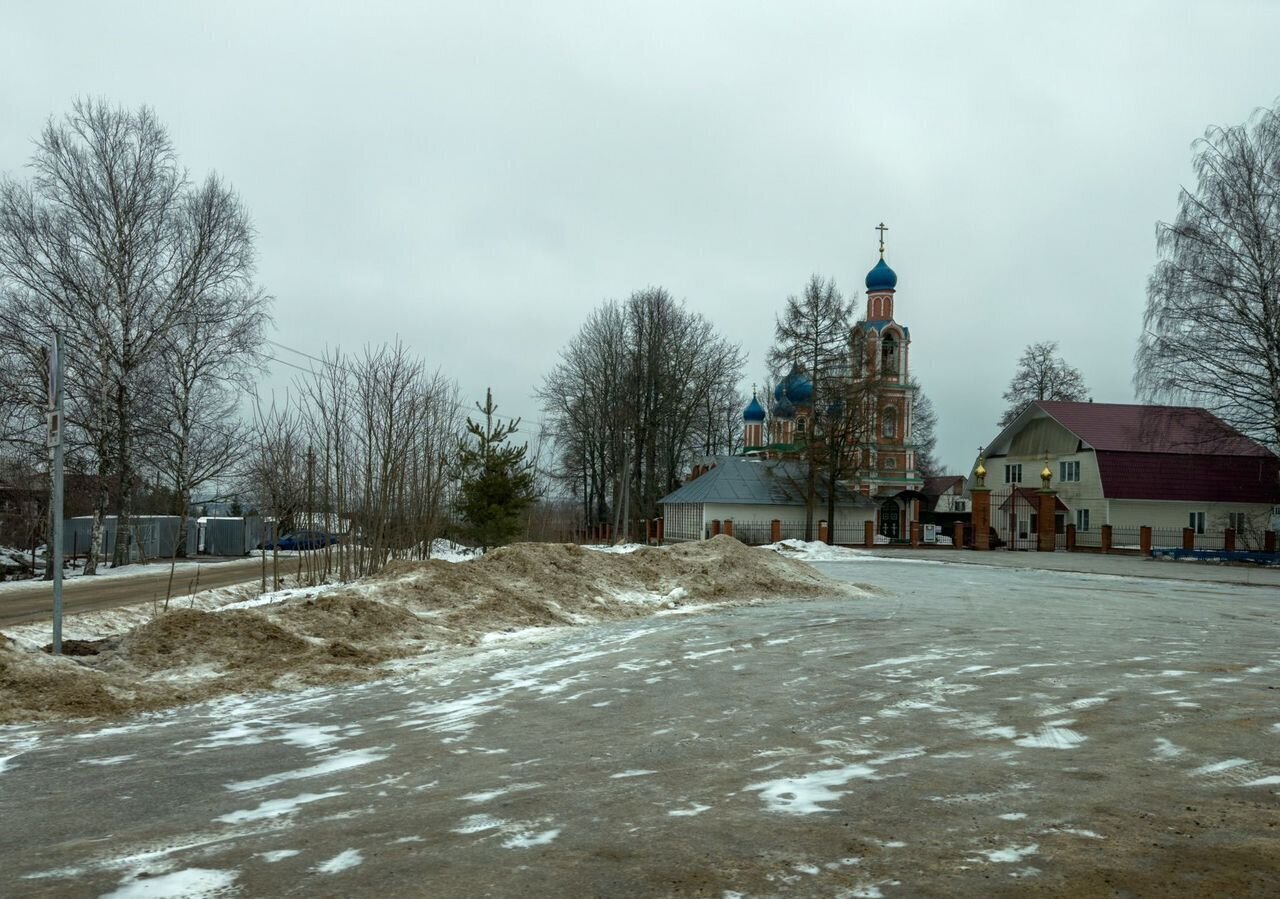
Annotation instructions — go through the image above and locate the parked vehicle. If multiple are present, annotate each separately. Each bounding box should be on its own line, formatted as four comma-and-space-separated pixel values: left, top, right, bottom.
257, 530, 341, 551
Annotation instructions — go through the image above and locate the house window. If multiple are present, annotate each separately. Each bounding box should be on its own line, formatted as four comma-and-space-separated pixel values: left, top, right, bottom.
1005, 464, 1022, 484
1076, 508, 1090, 531
1227, 511, 1247, 531
796, 417, 806, 434
952, 499, 967, 512
1188, 511, 1205, 534
882, 407, 896, 438
1059, 460, 1080, 482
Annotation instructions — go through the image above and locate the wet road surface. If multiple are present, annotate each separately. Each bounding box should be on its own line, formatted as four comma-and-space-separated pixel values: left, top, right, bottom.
2, 558, 1278, 897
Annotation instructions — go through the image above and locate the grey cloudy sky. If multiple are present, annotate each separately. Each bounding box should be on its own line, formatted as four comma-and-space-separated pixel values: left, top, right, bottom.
4, 1, 1278, 473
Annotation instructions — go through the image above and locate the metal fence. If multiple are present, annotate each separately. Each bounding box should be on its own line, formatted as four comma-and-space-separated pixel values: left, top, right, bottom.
1149, 528, 1185, 549
829, 522, 870, 546
63, 515, 198, 561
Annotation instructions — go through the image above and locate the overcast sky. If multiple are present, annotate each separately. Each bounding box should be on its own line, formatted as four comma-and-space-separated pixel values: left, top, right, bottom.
3, 1, 1278, 473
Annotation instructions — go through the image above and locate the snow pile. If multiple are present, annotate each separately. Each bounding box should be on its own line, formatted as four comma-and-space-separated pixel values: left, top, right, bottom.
583, 543, 646, 554
765, 540, 877, 562
427, 539, 483, 563
765, 539, 951, 562
0, 546, 39, 581
0, 536, 861, 723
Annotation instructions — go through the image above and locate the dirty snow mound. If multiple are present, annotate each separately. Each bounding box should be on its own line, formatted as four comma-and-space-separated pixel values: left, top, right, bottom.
0, 635, 166, 723
363, 535, 858, 643
0, 536, 860, 723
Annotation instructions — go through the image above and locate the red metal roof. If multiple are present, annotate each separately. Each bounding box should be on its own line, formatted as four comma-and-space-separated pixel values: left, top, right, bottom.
1094, 452, 1280, 503
1000, 488, 1070, 512
1024, 402, 1280, 503
1036, 402, 1270, 456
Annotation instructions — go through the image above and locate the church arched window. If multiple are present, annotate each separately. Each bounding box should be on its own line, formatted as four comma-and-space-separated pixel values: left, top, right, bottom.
882, 407, 896, 438
881, 335, 898, 377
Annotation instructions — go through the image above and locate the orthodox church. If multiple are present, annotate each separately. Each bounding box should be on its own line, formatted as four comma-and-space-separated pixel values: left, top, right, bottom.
740, 234, 925, 536
661, 229, 926, 542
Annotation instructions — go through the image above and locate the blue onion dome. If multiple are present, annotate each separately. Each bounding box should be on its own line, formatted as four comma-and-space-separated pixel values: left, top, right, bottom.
865, 256, 897, 292
743, 394, 766, 422
786, 372, 813, 404
773, 380, 787, 402
773, 394, 796, 420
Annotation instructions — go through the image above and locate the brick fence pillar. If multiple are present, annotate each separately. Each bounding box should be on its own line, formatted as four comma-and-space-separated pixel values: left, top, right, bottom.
1266, 530, 1277, 553
770, 519, 781, 544
971, 488, 991, 551
910, 521, 921, 548
1224, 528, 1236, 552
953, 521, 964, 548
818, 520, 829, 544
1101, 524, 1113, 554
710, 520, 721, 537
864, 519, 875, 547
656, 518, 664, 545
1037, 490, 1057, 552
1066, 523, 1077, 552
722, 519, 734, 538
1140, 525, 1152, 556
1182, 527, 1194, 550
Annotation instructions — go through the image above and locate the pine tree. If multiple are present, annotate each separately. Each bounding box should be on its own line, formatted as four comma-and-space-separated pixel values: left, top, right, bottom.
457, 389, 538, 549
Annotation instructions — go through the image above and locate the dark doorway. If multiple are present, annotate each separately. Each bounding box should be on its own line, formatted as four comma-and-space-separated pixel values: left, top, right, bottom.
879, 499, 900, 539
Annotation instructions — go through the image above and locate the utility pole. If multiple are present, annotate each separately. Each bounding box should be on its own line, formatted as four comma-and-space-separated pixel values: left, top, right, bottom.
48, 333, 65, 654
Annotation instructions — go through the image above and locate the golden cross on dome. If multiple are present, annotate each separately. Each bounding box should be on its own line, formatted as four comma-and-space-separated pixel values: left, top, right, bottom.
875, 222, 889, 257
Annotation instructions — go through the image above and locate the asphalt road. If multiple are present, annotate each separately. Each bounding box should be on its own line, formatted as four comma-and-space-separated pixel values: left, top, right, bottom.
0, 557, 267, 628
2, 559, 1278, 897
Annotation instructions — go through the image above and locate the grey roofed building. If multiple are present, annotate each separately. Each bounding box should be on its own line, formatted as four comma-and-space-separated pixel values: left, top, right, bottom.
658, 455, 877, 544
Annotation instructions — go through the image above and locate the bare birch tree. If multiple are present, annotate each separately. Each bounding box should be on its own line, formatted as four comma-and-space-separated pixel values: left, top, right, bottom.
0, 100, 265, 570
1136, 99, 1280, 449
998, 340, 1089, 428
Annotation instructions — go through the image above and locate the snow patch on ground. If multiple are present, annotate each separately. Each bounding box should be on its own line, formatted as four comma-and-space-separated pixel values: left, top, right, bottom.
216, 791, 345, 823
0, 733, 41, 774
502, 828, 561, 848
225, 748, 388, 792
81, 754, 135, 766
257, 850, 300, 863
98, 868, 239, 898
978, 843, 1039, 863
1014, 726, 1087, 749
312, 848, 362, 874
1189, 758, 1251, 776
746, 763, 877, 814
668, 803, 712, 817
452, 814, 507, 834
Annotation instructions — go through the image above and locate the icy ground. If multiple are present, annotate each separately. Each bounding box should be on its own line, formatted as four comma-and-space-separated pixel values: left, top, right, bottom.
2, 557, 1277, 897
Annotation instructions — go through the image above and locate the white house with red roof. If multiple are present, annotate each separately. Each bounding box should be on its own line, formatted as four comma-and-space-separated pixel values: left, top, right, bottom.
969, 401, 1280, 544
